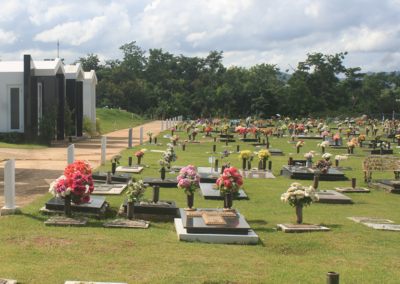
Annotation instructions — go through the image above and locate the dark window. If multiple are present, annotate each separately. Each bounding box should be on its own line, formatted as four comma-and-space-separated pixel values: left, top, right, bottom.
10, 88, 20, 130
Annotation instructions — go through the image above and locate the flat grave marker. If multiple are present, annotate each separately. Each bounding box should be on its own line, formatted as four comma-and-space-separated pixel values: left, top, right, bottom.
199, 183, 248, 200
347, 217, 394, 223
277, 223, 330, 233
45, 217, 88, 227
362, 223, 400, 231
92, 184, 127, 195
103, 219, 149, 229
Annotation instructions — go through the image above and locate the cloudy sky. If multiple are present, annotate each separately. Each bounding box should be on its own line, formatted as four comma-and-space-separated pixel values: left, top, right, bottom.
1, 0, 400, 73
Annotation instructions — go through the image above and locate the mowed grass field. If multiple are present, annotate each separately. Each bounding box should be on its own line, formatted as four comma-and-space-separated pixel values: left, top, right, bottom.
1, 124, 400, 283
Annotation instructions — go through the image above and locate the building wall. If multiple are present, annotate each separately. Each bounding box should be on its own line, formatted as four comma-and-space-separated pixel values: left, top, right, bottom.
0, 72, 24, 132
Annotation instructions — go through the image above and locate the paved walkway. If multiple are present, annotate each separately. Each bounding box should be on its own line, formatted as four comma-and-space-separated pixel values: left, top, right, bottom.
0, 120, 163, 209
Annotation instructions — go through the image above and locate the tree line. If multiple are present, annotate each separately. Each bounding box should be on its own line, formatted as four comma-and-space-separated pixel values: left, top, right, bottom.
73, 42, 400, 119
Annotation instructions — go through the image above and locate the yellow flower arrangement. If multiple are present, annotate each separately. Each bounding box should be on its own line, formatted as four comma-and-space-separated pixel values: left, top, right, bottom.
258, 150, 271, 161
238, 150, 253, 161
296, 140, 305, 147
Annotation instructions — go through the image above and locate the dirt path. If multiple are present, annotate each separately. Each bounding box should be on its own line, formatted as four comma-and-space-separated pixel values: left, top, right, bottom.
0, 120, 162, 209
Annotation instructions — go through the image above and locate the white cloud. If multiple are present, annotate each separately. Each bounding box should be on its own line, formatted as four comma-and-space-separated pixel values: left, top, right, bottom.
0, 1, 24, 21
144, 0, 161, 11
0, 29, 18, 44
33, 16, 108, 46
185, 31, 208, 47
29, 4, 73, 25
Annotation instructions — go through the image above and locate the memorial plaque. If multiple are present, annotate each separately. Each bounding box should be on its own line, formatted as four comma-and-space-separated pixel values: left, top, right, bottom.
363, 149, 393, 154
103, 219, 149, 229
92, 184, 127, 195
347, 217, 394, 223
44, 196, 107, 215
335, 187, 370, 193
253, 149, 284, 156
199, 183, 247, 200
363, 223, 400, 231
128, 163, 149, 168
277, 223, 330, 233
315, 190, 353, 204
142, 177, 178, 187
45, 217, 88, 227
369, 180, 400, 194
181, 208, 251, 235
116, 166, 143, 173
281, 165, 348, 181
238, 138, 258, 142
295, 135, 324, 139
238, 170, 275, 179
92, 171, 132, 183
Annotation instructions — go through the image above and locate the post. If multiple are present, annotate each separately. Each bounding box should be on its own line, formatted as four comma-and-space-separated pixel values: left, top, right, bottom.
1, 158, 19, 215
161, 120, 164, 132
67, 144, 75, 165
327, 272, 339, 284
101, 136, 107, 166
140, 127, 143, 145
313, 175, 319, 189
128, 128, 133, 149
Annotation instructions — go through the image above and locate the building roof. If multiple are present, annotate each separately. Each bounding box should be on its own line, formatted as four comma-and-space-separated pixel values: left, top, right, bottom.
0, 57, 64, 75
84, 70, 98, 85
64, 63, 85, 80
0, 61, 24, 72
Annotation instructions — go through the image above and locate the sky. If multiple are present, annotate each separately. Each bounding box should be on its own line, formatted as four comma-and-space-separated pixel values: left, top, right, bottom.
1, 0, 400, 74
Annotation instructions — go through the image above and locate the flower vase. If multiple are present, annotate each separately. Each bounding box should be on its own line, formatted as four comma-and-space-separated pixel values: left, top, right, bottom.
161, 167, 166, 180
296, 146, 300, 154
339, 129, 341, 133
296, 205, 303, 224
335, 139, 338, 146
152, 186, 160, 203
184, 193, 196, 211
186, 129, 189, 134
306, 161, 312, 168
322, 146, 325, 154
242, 158, 246, 170
350, 147, 354, 154
112, 162, 116, 174
173, 140, 176, 146
263, 159, 267, 170
171, 131, 174, 136
244, 133, 247, 139
127, 201, 134, 220
223, 192, 234, 211
137, 156, 141, 165
247, 161, 251, 170
64, 195, 71, 216
149, 137, 152, 144
193, 133, 196, 141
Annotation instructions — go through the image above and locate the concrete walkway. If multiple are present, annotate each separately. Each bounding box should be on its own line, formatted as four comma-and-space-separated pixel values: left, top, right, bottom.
0, 120, 163, 208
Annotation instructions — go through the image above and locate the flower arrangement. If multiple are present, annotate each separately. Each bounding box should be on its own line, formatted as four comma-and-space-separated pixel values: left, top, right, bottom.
157, 159, 170, 168
177, 165, 201, 194
238, 150, 253, 161
358, 134, 366, 142
170, 127, 176, 132
296, 140, 305, 147
322, 153, 332, 160
259, 120, 264, 125
304, 152, 314, 162
49, 160, 94, 205
146, 130, 154, 137
321, 131, 328, 137
135, 149, 147, 157
170, 135, 179, 143
377, 142, 387, 148
223, 124, 231, 135
335, 155, 348, 161
313, 159, 332, 174
264, 128, 273, 135
280, 182, 319, 207
215, 167, 243, 198
221, 149, 230, 159
163, 146, 178, 164
317, 141, 329, 148
252, 127, 262, 137
205, 126, 212, 135
396, 134, 400, 140
347, 139, 358, 148
258, 149, 271, 161
346, 129, 352, 133
110, 154, 122, 164
334, 134, 340, 140
126, 180, 149, 202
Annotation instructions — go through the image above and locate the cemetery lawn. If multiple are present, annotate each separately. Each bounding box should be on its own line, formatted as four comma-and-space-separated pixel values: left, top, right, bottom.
2, 130, 400, 283
96, 108, 154, 135
0, 142, 48, 149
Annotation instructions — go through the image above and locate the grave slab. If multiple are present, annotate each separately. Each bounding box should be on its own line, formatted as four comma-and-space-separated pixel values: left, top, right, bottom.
238, 138, 259, 142
145, 143, 163, 146
280, 165, 348, 181
150, 150, 167, 153
92, 171, 132, 183
0, 280, 17, 284
115, 166, 143, 173
218, 139, 236, 143
117, 204, 179, 222
103, 219, 149, 229
45, 217, 88, 227
92, 184, 127, 195
277, 223, 330, 233
335, 187, 370, 193
347, 217, 394, 223
142, 177, 178, 188
362, 223, 400, 231
363, 149, 393, 154
128, 163, 149, 168
238, 169, 275, 179
369, 179, 400, 194
315, 190, 353, 204
199, 183, 248, 200
122, 199, 179, 216
295, 135, 324, 140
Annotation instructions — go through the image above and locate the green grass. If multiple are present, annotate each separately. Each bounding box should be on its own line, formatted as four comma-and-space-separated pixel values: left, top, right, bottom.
0, 142, 48, 149
1, 125, 400, 283
96, 108, 154, 135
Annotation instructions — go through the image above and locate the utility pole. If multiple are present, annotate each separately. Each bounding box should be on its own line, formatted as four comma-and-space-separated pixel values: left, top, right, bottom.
57, 39, 59, 58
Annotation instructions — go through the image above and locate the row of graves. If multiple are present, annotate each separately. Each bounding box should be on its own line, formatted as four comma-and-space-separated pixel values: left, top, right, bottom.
2, 116, 400, 283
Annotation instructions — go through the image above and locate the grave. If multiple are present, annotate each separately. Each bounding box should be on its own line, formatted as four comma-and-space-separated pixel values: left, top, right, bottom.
175, 208, 258, 244
325, 137, 347, 149
254, 149, 284, 156
335, 186, 370, 193
197, 167, 221, 174
92, 171, 132, 183
115, 166, 144, 173
295, 135, 324, 140
199, 183, 248, 200
369, 179, 400, 194
103, 219, 149, 229
238, 169, 275, 179
45, 217, 88, 227
280, 165, 348, 181
315, 190, 353, 204
0, 279, 17, 284
277, 223, 330, 233
41, 196, 109, 218
362, 223, 400, 231
363, 149, 393, 154
92, 183, 127, 195
238, 137, 259, 142
158, 165, 186, 173
142, 177, 178, 188
347, 217, 394, 223
218, 138, 236, 143
120, 199, 180, 222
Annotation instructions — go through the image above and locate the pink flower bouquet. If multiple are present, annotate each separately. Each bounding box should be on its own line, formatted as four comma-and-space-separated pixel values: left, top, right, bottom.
177, 165, 200, 194
215, 167, 243, 198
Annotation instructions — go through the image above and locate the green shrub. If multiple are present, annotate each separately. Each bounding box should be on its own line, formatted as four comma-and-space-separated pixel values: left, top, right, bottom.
0, 132, 24, 143
96, 117, 102, 135
83, 116, 96, 138
38, 103, 58, 142
64, 99, 75, 137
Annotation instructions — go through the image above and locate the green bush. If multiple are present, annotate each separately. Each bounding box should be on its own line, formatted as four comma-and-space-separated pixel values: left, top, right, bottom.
38, 103, 58, 142
83, 116, 96, 138
96, 117, 102, 135
0, 132, 24, 144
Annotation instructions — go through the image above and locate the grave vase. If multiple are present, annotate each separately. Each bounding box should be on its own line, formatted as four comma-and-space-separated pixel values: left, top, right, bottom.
296, 146, 300, 154
127, 201, 134, 220
335, 139, 339, 146
171, 130, 174, 136
161, 167, 166, 180
242, 158, 246, 170
224, 192, 233, 210
296, 205, 303, 224
137, 156, 142, 165
247, 161, 251, 170
263, 159, 267, 170
112, 163, 116, 175
149, 137, 152, 144
350, 147, 354, 154
173, 140, 176, 146
64, 195, 71, 216
152, 186, 160, 203
186, 193, 194, 209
